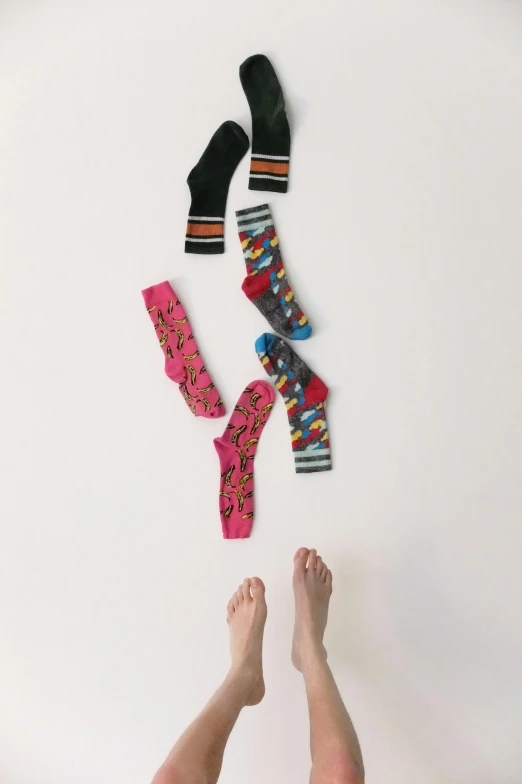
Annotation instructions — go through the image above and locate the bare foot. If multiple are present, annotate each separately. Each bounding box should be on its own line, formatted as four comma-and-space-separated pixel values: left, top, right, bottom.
292, 548, 333, 672
227, 577, 267, 705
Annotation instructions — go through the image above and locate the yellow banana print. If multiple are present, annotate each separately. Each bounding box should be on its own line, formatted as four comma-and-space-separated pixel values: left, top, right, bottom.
243, 438, 258, 451
159, 331, 168, 346
224, 466, 235, 487
238, 450, 247, 472
250, 415, 261, 435
219, 491, 230, 498
147, 305, 156, 312
181, 384, 194, 401
172, 317, 188, 324
200, 365, 207, 373
244, 491, 254, 499
234, 405, 250, 419
183, 350, 200, 361
234, 490, 245, 512
242, 512, 253, 519
261, 402, 273, 416
175, 329, 184, 350
244, 386, 253, 393
201, 398, 211, 412
168, 300, 173, 314
226, 423, 234, 430
187, 333, 194, 341
231, 425, 247, 446
198, 382, 214, 394
238, 473, 253, 489
250, 392, 261, 410
215, 398, 224, 407
187, 365, 196, 385
223, 505, 234, 519
157, 310, 170, 329
166, 346, 173, 359
189, 404, 196, 415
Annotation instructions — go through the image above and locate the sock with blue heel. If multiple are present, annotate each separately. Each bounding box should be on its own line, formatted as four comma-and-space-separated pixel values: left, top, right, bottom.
236, 204, 311, 340
256, 332, 332, 473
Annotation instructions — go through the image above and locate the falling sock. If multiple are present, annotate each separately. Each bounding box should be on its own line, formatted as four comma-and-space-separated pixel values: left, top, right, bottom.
236, 204, 311, 340
240, 54, 290, 193
142, 281, 225, 418
214, 380, 275, 539
255, 333, 332, 473
185, 121, 249, 255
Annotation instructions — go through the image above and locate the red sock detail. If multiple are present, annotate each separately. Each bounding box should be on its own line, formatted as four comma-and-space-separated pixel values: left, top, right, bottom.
303, 376, 329, 405
241, 270, 271, 302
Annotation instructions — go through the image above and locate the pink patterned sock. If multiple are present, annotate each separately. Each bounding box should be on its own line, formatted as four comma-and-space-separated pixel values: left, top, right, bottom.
142, 281, 225, 419
214, 380, 275, 539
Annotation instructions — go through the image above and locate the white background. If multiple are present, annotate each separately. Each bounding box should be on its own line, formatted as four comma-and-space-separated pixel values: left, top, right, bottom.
1, 1, 522, 783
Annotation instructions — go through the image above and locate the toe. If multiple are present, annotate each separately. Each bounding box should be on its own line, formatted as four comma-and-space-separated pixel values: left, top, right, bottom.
319, 563, 328, 582
293, 548, 309, 581
233, 590, 241, 609
326, 570, 333, 590
316, 556, 323, 573
227, 599, 235, 620
308, 549, 318, 570
241, 578, 252, 602
250, 576, 265, 600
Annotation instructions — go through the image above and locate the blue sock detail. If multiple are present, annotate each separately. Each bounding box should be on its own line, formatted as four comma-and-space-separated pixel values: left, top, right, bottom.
255, 332, 276, 355
290, 324, 312, 340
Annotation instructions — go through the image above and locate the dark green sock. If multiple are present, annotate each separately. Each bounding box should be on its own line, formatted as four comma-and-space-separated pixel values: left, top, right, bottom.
185, 121, 249, 255
240, 55, 290, 194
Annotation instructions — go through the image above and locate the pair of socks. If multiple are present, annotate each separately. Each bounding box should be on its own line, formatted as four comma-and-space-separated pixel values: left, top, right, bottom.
213, 332, 330, 539
185, 55, 290, 255
142, 281, 225, 419
236, 203, 311, 340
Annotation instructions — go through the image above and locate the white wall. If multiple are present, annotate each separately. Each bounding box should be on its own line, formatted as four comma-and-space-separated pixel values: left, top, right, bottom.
1, 1, 522, 782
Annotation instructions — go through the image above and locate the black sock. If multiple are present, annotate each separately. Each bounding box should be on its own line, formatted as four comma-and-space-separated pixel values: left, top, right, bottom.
185, 121, 249, 255
240, 54, 291, 194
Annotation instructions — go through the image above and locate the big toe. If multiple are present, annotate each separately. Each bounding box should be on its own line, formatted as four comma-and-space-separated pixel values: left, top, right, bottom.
250, 577, 265, 601
293, 547, 309, 578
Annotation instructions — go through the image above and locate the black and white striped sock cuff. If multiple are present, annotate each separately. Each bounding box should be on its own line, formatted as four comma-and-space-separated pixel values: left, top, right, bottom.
293, 446, 332, 474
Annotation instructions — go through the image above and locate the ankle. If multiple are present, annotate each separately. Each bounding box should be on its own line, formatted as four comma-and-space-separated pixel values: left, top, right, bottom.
299, 640, 328, 672
228, 660, 260, 685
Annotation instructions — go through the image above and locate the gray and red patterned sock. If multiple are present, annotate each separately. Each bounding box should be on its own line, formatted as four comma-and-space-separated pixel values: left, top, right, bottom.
236, 204, 311, 340
256, 333, 332, 473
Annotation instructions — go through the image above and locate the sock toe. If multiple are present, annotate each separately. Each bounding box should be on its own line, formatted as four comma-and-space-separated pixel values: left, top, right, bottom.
255, 332, 276, 355
290, 324, 312, 340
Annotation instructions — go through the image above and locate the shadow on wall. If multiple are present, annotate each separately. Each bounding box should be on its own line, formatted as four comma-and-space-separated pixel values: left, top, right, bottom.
326, 532, 522, 784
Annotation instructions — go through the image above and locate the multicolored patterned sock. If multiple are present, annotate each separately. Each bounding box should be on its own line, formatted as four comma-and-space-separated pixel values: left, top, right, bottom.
185, 121, 249, 255
240, 55, 290, 193
255, 333, 332, 473
214, 380, 275, 539
142, 281, 225, 419
236, 204, 311, 340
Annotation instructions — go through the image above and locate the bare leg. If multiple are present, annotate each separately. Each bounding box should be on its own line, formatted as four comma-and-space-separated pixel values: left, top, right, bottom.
292, 548, 365, 784
152, 577, 267, 784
